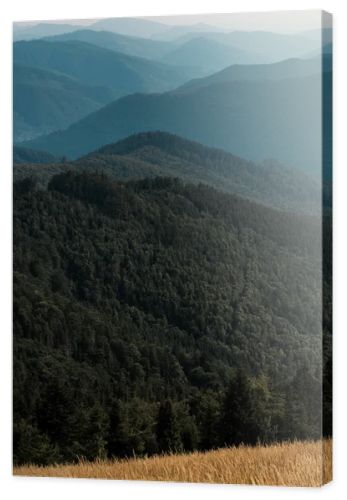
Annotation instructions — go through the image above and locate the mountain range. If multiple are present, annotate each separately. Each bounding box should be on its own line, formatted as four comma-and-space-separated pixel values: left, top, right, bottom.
13, 39, 197, 140
42, 30, 261, 75
21, 57, 328, 174
14, 22, 329, 150
13, 40, 193, 94
13, 18, 225, 42
41, 29, 174, 60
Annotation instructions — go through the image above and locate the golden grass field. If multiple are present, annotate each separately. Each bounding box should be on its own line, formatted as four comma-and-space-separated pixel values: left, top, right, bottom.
14, 439, 332, 487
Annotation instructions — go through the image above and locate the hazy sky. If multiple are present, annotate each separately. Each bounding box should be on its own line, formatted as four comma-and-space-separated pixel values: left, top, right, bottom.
145, 11, 330, 33
14, 10, 331, 34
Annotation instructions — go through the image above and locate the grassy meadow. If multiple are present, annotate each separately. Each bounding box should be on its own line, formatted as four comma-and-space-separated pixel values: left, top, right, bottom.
14, 439, 332, 487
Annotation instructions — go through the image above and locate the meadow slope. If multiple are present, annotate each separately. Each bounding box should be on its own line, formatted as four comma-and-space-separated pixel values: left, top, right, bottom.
14, 439, 332, 487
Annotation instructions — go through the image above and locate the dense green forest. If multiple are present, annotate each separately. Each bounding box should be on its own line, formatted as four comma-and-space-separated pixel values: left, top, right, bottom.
13, 170, 331, 465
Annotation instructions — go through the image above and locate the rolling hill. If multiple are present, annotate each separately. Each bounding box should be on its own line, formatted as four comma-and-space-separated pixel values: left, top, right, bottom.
13, 40, 194, 97
178, 57, 321, 91
42, 29, 174, 60
13, 64, 117, 141
14, 131, 320, 215
23, 67, 324, 173
42, 30, 270, 77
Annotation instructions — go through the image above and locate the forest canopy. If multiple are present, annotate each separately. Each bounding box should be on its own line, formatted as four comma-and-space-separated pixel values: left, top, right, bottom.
13, 170, 331, 465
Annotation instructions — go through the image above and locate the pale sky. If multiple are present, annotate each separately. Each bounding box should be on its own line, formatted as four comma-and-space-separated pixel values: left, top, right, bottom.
144, 11, 330, 33
14, 10, 332, 35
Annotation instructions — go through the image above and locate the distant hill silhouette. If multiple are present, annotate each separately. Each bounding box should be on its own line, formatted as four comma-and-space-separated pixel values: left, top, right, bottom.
23, 61, 326, 174
13, 40, 194, 97
43, 29, 173, 60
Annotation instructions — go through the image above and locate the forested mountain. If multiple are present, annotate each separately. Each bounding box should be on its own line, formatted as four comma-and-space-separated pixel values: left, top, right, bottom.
13, 40, 194, 99
13, 146, 60, 164
178, 57, 321, 91
82, 132, 320, 214
14, 131, 320, 214
13, 171, 329, 464
12, 16, 331, 470
13, 64, 117, 141
43, 29, 174, 60
23, 72, 324, 173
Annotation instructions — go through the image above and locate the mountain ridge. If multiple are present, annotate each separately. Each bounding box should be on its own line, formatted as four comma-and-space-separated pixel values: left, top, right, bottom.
13, 39, 195, 97
15, 131, 320, 215
21, 70, 324, 174
13, 63, 117, 141
41, 29, 174, 60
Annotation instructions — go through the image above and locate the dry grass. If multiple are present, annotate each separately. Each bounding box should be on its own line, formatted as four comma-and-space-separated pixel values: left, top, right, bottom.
14, 439, 332, 487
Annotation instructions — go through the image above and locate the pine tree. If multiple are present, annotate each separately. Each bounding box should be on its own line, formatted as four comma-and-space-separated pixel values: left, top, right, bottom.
84, 403, 109, 460
156, 400, 183, 454
219, 369, 258, 446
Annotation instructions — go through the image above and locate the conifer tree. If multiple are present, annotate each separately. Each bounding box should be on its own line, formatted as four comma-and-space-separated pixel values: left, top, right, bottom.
156, 400, 183, 454
219, 369, 258, 446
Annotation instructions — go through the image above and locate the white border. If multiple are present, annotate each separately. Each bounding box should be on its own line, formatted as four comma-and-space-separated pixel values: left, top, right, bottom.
1, 1, 347, 499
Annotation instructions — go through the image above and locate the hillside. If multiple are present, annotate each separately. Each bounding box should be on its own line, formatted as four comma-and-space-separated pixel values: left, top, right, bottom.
13, 146, 60, 164
14, 131, 320, 214
82, 132, 320, 214
178, 57, 321, 91
13, 171, 329, 465
23, 72, 324, 173
13, 64, 117, 141
13, 40, 194, 98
